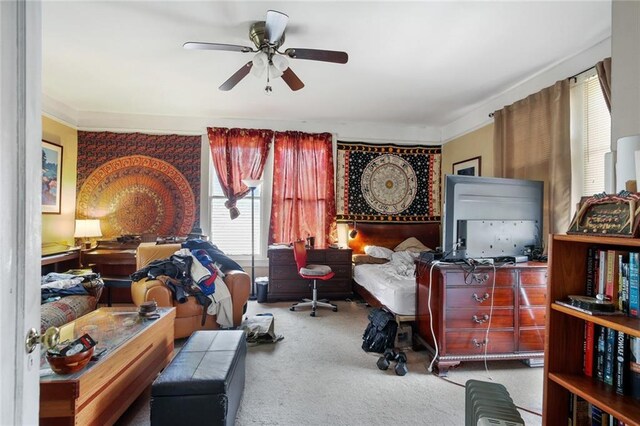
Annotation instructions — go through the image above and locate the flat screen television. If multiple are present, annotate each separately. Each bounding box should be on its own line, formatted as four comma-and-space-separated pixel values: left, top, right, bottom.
441, 175, 543, 260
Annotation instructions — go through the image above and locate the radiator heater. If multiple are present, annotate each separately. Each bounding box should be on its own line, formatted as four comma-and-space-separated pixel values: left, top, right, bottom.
465, 380, 525, 426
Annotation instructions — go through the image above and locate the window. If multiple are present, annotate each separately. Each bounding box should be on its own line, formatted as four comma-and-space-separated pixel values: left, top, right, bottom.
209, 171, 261, 256
570, 70, 611, 212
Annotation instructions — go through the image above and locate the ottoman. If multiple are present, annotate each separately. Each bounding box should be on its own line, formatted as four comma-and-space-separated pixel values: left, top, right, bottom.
151, 330, 247, 426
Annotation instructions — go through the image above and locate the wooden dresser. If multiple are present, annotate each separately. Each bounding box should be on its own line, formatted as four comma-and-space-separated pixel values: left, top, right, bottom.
267, 248, 353, 301
415, 260, 547, 376
81, 240, 139, 305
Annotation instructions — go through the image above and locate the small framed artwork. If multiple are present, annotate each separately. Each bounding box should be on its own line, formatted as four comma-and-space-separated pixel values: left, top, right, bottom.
453, 156, 481, 177
42, 140, 63, 214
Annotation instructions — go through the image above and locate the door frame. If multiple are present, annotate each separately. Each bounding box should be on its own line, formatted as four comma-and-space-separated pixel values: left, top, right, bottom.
0, 1, 42, 424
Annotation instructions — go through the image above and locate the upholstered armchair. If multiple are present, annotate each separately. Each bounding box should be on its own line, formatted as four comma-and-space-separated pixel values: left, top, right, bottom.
131, 243, 251, 339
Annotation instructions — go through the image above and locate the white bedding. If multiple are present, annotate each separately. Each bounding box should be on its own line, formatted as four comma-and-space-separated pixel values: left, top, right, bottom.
353, 251, 419, 315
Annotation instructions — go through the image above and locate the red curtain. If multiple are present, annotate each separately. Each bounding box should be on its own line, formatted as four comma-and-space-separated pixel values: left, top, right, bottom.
207, 127, 272, 219
269, 131, 337, 248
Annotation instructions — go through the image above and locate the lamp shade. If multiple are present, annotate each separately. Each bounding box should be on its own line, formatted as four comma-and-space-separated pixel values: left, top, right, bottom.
242, 179, 263, 189
74, 219, 102, 238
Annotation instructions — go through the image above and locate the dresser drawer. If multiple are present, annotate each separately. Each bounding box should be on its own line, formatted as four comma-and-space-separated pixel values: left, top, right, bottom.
268, 250, 295, 264
270, 264, 303, 279
325, 249, 351, 263
446, 287, 514, 308
518, 286, 546, 306
520, 269, 547, 286
269, 279, 310, 294
445, 308, 513, 329
444, 330, 514, 355
518, 328, 545, 352
519, 307, 546, 327
330, 264, 351, 279
318, 279, 352, 293
443, 270, 515, 287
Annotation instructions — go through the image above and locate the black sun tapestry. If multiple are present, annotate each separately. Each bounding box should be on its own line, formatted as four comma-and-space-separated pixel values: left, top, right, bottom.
336, 141, 441, 223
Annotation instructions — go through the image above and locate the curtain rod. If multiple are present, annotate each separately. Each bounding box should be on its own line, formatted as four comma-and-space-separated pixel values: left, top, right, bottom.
487, 65, 597, 118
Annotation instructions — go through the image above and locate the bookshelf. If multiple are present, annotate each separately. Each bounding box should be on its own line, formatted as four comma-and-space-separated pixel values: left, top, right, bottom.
544, 234, 640, 425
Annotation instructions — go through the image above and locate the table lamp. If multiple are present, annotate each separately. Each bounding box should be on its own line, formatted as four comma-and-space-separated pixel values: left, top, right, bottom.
74, 219, 102, 249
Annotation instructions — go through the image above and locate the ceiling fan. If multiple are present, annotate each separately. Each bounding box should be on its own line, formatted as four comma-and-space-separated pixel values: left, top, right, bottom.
183, 10, 348, 93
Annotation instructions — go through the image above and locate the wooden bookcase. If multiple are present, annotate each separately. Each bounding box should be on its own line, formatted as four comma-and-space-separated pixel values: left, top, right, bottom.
544, 234, 640, 425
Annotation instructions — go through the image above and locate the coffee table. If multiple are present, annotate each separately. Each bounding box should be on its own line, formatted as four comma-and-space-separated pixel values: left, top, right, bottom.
39, 307, 176, 425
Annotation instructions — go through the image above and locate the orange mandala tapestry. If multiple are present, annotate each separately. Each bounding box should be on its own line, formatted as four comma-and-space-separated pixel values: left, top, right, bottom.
76, 155, 196, 237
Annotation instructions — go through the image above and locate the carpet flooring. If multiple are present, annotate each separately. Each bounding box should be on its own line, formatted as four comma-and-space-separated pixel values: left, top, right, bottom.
116, 300, 543, 425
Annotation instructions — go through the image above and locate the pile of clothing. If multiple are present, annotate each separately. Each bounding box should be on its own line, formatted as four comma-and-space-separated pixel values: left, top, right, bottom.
41, 270, 102, 304
130, 240, 243, 328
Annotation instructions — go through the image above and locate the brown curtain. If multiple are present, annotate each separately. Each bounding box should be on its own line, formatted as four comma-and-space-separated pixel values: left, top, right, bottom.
207, 127, 272, 219
595, 57, 612, 112
269, 131, 337, 248
493, 79, 571, 247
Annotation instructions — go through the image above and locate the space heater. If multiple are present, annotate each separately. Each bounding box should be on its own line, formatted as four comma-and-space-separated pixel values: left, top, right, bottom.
465, 380, 524, 426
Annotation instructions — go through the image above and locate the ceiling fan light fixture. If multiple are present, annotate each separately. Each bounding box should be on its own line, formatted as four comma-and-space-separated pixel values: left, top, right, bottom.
272, 55, 288, 72
251, 51, 268, 69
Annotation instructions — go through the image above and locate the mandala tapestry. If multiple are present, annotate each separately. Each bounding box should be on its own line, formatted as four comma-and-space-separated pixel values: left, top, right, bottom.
77, 132, 200, 237
76, 155, 196, 237
336, 141, 441, 223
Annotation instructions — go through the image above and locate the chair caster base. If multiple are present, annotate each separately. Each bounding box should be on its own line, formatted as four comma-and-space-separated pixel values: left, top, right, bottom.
290, 306, 295, 311
310, 311, 316, 317
333, 307, 338, 312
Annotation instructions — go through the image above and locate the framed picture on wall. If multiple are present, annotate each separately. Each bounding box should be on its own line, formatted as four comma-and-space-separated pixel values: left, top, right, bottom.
42, 140, 63, 214
453, 156, 481, 177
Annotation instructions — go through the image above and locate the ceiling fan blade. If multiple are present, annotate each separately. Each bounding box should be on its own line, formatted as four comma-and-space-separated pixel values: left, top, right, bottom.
219, 62, 253, 91
281, 67, 305, 91
264, 10, 289, 44
183, 42, 253, 53
284, 48, 348, 64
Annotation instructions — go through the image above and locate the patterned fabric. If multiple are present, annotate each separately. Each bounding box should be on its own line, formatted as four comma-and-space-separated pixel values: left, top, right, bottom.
40, 296, 97, 333
207, 127, 272, 219
76, 131, 201, 236
77, 155, 196, 237
269, 132, 337, 248
336, 141, 441, 223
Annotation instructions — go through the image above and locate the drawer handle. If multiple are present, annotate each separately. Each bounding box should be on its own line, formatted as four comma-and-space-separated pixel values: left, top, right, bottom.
472, 292, 490, 303
472, 314, 489, 324
467, 273, 489, 284
472, 338, 487, 348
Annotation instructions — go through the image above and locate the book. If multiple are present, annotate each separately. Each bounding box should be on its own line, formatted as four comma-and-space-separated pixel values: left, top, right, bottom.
630, 335, 640, 399
629, 252, 639, 317
615, 331, 629, 395
598, 249, 607, 297
612, 251, 629, 309
604, 327, 616, 385
570, 393, 590, 425
595, 325, 606, 382
591, 404, 604, 425
586, 246, 596, 297
621, 260, 630, 315
606, 250, 620, 304
584, 321, 595, 377
555, 300, 622, 316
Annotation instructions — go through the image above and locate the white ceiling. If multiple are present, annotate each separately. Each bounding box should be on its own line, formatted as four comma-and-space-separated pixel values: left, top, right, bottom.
42, 1, 612, 133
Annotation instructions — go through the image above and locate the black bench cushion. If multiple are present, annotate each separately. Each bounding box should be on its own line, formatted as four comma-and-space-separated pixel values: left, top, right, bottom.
152, 330, 246, 397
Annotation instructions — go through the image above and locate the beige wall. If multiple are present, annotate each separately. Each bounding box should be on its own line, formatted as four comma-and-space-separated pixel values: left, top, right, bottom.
42, 116, 78, 246
441, 123, 494, 181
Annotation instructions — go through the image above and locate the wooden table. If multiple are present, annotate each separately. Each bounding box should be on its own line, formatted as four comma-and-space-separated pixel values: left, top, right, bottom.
40, 307, 176, 425
82, 240, 139, 304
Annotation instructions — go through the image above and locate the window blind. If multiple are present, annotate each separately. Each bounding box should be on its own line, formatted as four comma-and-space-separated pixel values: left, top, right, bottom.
210, 196, 261, 255
581, 75, 611, 196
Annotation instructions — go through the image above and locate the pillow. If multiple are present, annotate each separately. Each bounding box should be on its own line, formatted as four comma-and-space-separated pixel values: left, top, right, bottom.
364, 245, 394, 260
393, 237, 431, 253
352, 254, 390, 265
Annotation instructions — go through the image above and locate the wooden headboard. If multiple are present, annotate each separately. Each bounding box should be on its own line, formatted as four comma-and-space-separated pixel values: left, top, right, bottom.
347, 222, 441, 254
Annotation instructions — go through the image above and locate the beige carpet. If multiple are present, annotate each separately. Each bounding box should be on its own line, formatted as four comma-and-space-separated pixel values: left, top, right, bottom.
117, 300, 543, 425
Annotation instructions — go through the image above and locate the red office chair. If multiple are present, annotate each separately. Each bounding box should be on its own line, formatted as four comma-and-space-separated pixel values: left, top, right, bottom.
290, 240, 338, 317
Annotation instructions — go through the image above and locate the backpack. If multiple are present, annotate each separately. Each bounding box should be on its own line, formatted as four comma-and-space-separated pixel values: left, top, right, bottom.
361, 308, 398, 353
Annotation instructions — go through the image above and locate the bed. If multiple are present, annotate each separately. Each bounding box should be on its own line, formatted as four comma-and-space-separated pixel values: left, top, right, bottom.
348, 222, 440, 317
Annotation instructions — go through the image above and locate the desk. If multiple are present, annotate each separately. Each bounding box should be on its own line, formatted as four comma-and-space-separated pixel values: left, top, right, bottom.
267, 248, 352, 301
41, 246, 81, 274
82, 240, 138, 305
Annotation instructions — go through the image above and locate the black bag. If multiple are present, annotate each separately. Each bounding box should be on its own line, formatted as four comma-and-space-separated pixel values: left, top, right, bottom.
361, 308, 398, 353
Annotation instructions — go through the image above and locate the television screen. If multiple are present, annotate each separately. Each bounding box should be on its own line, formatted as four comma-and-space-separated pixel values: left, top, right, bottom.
442, 175, 543, 260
